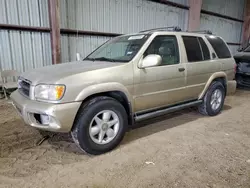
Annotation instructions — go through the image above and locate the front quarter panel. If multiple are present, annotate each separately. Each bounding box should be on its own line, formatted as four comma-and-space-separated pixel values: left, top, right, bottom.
53, 62, 134, 104
75, 82, 133, 106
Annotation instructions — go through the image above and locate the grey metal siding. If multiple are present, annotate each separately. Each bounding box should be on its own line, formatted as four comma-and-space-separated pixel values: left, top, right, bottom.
0, 0, 50, 27
60, 0, 188, 33
200, 14, 242, 44
0, 30, 52, 72
228, 45, 240, 55
0, 0, 51, 72
200, 0, 245, 53
202, 0, 245, 20
60, 0, 188, 63
168, 0, 188, 5
61, 34, 111, 62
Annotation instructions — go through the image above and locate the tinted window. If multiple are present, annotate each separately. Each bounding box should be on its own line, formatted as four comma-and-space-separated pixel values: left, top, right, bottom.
182, 36, 203, 62
205, 36, 231, 58
198, 37, 210, 60
144, 36, 179, 66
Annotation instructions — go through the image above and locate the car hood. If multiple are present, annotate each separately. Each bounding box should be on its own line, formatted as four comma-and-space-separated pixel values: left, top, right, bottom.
20, 60, 122, 85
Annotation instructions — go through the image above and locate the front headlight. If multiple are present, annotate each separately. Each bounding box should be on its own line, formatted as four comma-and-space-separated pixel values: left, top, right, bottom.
34, 84, 65, 101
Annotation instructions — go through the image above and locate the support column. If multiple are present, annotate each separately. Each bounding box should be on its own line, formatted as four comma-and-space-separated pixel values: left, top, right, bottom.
242, 0, 250, 48
48, 0, 61, 64
188, 0, 202, 31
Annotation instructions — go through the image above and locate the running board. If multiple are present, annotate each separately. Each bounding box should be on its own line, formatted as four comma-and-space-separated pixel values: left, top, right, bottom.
134, 100, 203, 122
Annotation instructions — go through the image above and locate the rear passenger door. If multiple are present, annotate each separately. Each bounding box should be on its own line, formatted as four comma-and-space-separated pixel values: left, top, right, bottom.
183, 36, 221, 99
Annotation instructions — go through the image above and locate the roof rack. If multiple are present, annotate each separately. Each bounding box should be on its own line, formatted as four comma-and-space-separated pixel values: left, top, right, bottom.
189, 30, 213, 35
139, 26, 182, 33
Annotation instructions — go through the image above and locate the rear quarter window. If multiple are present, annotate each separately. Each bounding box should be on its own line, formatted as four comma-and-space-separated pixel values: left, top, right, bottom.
205, 36, 231, 59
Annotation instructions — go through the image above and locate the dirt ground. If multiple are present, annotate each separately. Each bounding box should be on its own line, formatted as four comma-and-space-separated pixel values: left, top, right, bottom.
0, 89, 250, 188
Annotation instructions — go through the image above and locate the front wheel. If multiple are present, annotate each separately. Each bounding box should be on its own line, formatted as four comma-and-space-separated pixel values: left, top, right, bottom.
198, 81, 225, 116
71, 96, 128, 155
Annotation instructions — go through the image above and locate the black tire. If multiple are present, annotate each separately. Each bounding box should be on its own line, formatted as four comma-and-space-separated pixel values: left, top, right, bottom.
198, 81, 225, 116
71, 96, 128, 155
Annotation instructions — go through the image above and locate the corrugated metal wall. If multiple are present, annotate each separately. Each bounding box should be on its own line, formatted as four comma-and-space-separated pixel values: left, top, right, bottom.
0, 0, 52, 72
0, 0, 247, 69
61, 34, 111, 63
200, 0, 245, 54
0, 30, 52, 72
60, 0, 189, 62
202, 0, 245, 19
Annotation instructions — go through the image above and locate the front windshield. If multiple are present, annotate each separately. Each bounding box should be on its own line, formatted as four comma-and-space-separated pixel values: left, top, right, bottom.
85, 34, 151, 62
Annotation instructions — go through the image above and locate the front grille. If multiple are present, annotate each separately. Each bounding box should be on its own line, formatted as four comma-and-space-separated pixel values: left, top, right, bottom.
18, 79, 31, 97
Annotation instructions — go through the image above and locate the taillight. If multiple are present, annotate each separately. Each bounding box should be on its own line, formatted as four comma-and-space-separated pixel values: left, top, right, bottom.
234, 63, 237, 73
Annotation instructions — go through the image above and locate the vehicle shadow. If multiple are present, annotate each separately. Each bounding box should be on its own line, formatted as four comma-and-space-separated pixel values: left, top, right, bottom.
121, 105, 232, 145
121, 107, 200, 145
46, 105, 233, 154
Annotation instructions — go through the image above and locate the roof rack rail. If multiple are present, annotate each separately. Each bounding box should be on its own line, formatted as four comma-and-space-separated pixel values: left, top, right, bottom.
189, 30, 213, 35
139, 26, 182, 33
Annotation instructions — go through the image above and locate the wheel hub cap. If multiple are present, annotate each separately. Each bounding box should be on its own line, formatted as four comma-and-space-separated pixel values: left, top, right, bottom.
211, 89, 222, 111
89, 110, 120, 145
102, 123, 108, 131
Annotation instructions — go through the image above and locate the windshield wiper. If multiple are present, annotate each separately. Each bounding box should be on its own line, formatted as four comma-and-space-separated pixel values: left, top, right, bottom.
88, 57, 115, 62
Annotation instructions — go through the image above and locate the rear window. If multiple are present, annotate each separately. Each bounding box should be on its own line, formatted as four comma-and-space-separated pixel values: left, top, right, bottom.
205, 36, 231, 59
182, 36, 203, 62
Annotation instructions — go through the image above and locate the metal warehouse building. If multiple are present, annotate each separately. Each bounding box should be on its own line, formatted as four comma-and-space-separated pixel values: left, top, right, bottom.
0, 0, 249, 72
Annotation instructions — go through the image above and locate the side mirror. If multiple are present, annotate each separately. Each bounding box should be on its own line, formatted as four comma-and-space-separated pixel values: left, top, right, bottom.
140, 54, 162, 68
76, 53, 82, 61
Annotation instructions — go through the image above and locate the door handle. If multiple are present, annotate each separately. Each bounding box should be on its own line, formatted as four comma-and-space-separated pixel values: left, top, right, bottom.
178, 67, 185, 72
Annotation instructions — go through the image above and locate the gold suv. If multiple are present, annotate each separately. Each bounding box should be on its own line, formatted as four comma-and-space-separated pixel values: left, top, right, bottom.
11, 27, 236, 155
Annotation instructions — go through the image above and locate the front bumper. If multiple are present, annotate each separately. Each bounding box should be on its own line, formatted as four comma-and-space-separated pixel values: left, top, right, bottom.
10, 91, 81, 132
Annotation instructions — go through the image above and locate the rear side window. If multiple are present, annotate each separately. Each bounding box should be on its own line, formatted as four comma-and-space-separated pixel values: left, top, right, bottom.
205, 36, 231, 59
182, 36, 203, 62
198, 37, 210, 60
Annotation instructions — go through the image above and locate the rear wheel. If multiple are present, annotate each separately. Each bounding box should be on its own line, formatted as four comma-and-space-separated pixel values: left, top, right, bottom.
198, 81, 225, 116
71, 96, 128, 155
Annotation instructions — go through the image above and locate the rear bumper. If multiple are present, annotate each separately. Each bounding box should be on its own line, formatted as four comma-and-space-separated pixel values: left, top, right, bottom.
10, 91, 81, 133
227, 80, 237, 95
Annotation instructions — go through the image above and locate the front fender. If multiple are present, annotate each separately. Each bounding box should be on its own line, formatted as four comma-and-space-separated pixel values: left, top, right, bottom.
198, 72, 227, 99
75, 82, 133, 105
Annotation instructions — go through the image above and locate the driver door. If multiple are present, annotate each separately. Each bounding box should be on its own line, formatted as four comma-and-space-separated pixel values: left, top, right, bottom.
133, 35, 187, 112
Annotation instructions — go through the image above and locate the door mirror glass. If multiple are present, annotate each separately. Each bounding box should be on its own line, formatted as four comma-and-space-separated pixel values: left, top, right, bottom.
140, 54, 162, 68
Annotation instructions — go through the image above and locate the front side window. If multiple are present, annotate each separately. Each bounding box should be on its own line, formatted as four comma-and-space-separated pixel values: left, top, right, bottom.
182, 36, 203, 62
85, 34, 151, 62
205, 36, 231, 59
144, 35, 179, 66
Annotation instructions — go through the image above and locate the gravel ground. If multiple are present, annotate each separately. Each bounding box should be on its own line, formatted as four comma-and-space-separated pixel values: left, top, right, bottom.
0, 89, 250, 188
